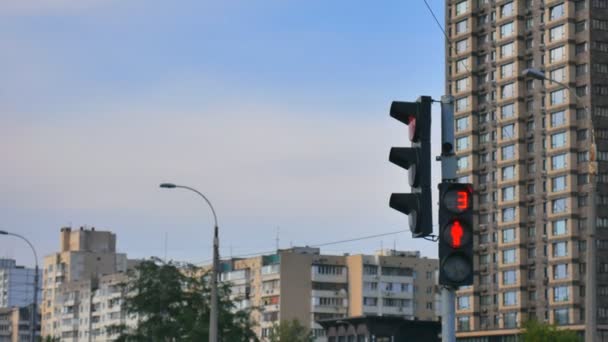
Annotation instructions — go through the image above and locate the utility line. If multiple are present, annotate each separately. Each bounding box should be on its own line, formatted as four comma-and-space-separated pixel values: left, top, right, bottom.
193, 226, 439, 265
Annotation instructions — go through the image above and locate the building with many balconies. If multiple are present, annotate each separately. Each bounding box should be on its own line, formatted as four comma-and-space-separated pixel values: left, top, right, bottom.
216, 247, 438, 341
446, 0, 608, 340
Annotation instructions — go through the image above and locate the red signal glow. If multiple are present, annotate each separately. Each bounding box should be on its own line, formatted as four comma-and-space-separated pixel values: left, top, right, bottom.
407, 116, 417, 141
449, 221, 464, 248
456, 191, 469, 210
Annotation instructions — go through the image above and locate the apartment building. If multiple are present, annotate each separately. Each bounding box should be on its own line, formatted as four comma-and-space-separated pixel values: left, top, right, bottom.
41, 227, 136, 341
0, 259, 41, 309
446, 0, 608, 340
217, 247, 438, 341
0, 305, 38, 342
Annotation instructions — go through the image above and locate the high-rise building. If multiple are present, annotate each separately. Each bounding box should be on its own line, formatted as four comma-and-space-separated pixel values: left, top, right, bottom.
446, 0, 608, 340
216, 247, 438, 341
0, 259, 41, 309
41, 227, 137, 341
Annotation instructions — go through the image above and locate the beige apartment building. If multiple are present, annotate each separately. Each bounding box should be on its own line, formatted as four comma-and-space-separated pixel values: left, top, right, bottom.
446, 0, 608, 340
217, 247, 438, 341
0, 305, 37, 342
41, 227, 137, 341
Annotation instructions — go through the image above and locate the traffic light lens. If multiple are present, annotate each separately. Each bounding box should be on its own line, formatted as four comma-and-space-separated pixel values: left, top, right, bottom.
441, 254, 473, 284
443, 189, 471, 213
443, 220, 471, 248
408, 116, 417, 142
449, 221, 463, 247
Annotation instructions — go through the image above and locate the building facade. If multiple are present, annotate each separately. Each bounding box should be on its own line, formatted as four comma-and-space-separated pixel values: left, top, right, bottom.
446, 0, 608, 340
217, 247, 438, 341
41, 227, 136, 341
0, 305, 38, 342
0, 259, 41, 309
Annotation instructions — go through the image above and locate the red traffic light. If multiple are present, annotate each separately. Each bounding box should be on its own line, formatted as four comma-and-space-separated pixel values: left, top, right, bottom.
443, 187, 472, 213
442, 220, 471, 248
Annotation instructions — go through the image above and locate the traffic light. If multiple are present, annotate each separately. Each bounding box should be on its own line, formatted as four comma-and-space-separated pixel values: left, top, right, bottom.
389, 96, 433, 237
438, 182, 474, 287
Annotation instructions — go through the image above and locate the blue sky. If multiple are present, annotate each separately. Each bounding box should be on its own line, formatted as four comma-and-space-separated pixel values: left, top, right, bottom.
0, 0, 446, 267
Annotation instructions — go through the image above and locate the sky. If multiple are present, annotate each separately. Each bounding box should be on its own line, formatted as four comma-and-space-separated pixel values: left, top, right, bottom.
0, 0, 447, 268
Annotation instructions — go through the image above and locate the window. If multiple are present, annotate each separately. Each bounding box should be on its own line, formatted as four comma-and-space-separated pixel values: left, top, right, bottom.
550, 67, 566, 83
551, 89, 566, 105
552, 175, 567, 192
553, 286, 569, 302
553, 242, 568, 257
457, 296, 470, 310
504, 312, 517, 328
502, 165, 515, 180
554, 264, 568, 279
501, 2, 514, 17
576, 21, 587, 33
501, 22, 514, 37
550, 3, 565, 20
551, 110, 566, 127
551, 132, 567, 148
502, 124, 515, 139
503, 249, 517, 264
503, 291, 517, 306
455, 78, 469, 93
503, 228, 516, 243
456, 58, 469, 73
503, 269, 517, 284
576, 64, 588, 76
550, 25, 565, 41
502, 186, 515, 201
554, 308, 569, 325
501, 63, 514, 78
456, 97, 469, 112
501, 42, 514, 57
456, 116, 468, 131
552, 198, 568, 213
501, 83, 514, 98
456, 1, 468, 15
456, 19, 468, 34
503, 207, 516, 222
576, 42, 587, 54
552, 153, 568, 170
502, 144, 515, 160
457, 156, 469, 170
550, 46, 566, 63
456, 39, 469, 54
457, 316, 470, 332
456, 136, 469, 151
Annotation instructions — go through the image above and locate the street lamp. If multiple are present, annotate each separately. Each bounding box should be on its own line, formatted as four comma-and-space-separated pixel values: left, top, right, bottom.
0, 230, 39, 342
159, 183, 220, 342
523, 68, 598, 341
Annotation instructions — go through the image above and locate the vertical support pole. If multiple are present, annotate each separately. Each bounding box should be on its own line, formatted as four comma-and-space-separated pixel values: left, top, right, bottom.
440, 95, 456, 342
210, 225, 220, 342
31, 265, 38, 342
441, 288, 456, 342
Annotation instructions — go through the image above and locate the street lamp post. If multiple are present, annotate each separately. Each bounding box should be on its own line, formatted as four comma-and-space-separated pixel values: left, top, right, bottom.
523, 68, 597, 341
0, 230, 39, 342
159, 183, 220, 342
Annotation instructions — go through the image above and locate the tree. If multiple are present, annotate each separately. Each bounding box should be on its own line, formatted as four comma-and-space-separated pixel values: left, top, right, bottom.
113, 258, 258, 341
267, 319, 314, 342
521, 320, 581, 342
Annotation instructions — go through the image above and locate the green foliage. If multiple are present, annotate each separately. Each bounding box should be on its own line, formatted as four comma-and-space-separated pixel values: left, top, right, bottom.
521, 320, 581, 342
267, 319, 314, 342
113, 258, 258, 342
43, 337, 60, 342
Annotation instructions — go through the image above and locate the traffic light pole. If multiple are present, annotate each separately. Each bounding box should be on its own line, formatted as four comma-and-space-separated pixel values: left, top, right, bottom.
440, 95, 456, 342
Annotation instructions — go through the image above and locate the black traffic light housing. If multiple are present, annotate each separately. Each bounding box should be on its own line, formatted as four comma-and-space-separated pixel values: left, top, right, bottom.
389, 96, 433, 238
438, 182, 474, 287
